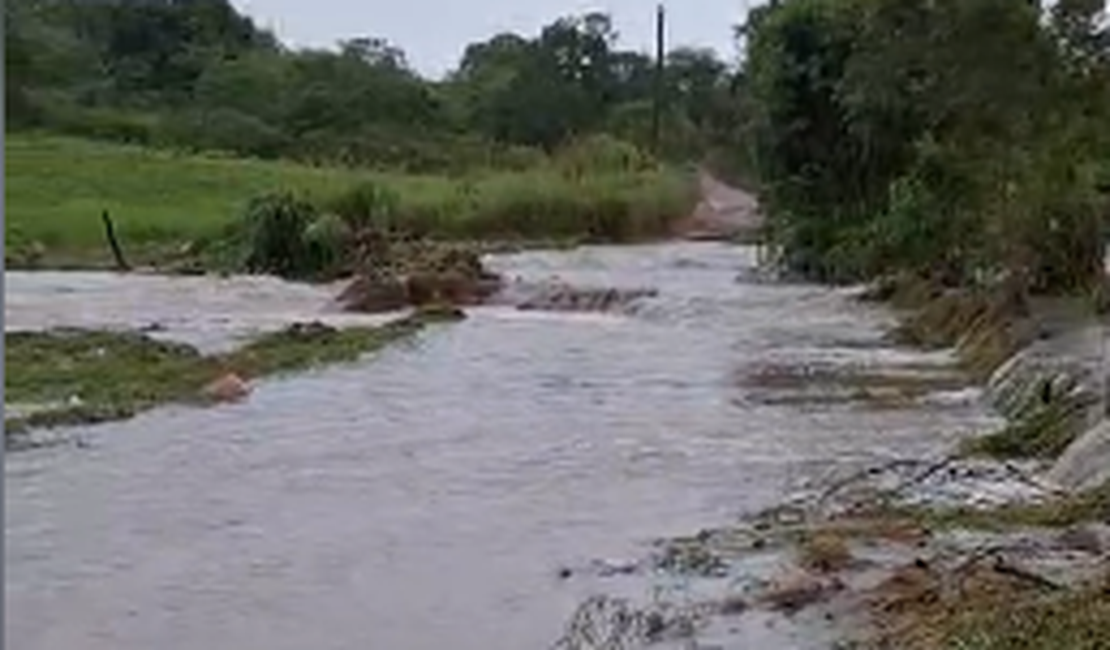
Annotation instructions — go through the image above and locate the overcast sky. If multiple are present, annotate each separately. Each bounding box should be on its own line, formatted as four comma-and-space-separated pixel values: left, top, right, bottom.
230, 0, 755, 78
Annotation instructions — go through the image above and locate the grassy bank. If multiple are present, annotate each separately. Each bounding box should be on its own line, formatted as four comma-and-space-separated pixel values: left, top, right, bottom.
862, 484, 1110, 650
867, 272, 1105, 458
4, 309, 460, 443
851, 276, 1110, 648
5, 134, 697, 268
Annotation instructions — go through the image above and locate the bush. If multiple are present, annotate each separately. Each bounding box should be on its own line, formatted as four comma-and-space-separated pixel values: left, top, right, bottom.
4, 222, 45, 267
553, 134, 655, 177
241, 192, 323, 279
39, 100, 157, 145
289, 128, 548, 175
301, 213, 351, 277
157, 108, 290, 159
326, 181, 402, 233
744, 0, 1109, 294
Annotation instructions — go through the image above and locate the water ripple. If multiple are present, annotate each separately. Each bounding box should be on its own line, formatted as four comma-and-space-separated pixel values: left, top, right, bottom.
5, 243, 994, 650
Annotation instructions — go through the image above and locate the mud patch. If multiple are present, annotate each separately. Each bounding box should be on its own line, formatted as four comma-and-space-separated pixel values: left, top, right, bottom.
556, 451, 1109, 649
335, 242, 504, 313
736, 361, 975, 410
863, 537, 1110, 649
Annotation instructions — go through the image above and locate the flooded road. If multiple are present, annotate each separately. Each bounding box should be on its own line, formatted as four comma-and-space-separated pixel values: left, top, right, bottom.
5, 243, 999, 650
3, 271, 397, 354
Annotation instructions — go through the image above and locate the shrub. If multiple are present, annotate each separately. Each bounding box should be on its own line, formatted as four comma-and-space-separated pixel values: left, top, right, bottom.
40, 101, 157, 145
157, 108, 290, 159
301, 213, 351, 278
553, 134, 655, 177
326, 181, 402, 233
241, 192, 320, 279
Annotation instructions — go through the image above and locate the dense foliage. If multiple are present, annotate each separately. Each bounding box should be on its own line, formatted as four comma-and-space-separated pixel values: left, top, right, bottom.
9, 0, 1108, 296
5, 0, 743, 172
742, 0, 1110, 294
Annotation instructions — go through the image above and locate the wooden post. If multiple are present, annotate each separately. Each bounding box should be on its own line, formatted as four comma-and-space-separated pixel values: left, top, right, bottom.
651, 4, 666, 157
101, 210, 131, 271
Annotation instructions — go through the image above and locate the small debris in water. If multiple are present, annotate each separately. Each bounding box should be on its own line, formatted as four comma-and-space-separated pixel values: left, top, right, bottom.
591, 558, 640, 577
201, 372, 252, 403
718, 595, 749, 616
757, 571, 846, 614
283, 321, 336, 338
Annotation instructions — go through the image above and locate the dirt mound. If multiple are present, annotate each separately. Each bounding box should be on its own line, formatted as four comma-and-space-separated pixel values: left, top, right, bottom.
335, 243, 504, 313
334, 239, 660, 315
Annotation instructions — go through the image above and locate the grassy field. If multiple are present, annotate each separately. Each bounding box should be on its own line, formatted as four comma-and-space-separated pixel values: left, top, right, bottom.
5, 133, 696, 265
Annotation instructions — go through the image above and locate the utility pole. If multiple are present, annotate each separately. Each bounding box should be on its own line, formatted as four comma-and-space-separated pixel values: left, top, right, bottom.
651, 4, 666, 157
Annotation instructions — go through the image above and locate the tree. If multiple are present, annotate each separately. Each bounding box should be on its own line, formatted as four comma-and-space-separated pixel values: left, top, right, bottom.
742, 0, 1110, 291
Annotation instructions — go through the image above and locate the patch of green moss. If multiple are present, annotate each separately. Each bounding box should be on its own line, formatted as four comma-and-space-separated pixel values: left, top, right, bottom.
219, 317, 431, 378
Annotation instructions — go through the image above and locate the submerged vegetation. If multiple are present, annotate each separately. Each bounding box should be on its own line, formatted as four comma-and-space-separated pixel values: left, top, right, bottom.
4, 313, 457, 438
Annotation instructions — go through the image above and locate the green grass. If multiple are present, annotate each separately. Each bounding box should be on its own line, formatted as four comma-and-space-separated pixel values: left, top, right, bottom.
906, 481, 1110, 532
835, 485, 1110, 649
943, 577, 1110, 650
4, 310, 460, 440
959, 397, 1091, 460
5, 133, 697, 266
5, 133, 364, 251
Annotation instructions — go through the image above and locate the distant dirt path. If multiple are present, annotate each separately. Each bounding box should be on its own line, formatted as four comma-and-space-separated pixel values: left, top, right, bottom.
674, 170, 764, 241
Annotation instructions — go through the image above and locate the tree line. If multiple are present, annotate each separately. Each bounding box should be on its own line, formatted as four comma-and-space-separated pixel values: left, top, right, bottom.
4, 0, 746, 173
742, 0, 1110, 294
8, 0, 1108, 296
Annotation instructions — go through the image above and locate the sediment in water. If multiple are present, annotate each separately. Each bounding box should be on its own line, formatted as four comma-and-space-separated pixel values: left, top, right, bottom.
599, 271, 1110, 650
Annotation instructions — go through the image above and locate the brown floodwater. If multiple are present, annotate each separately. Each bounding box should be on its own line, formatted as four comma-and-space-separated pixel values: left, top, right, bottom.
4, 243, 1000, 650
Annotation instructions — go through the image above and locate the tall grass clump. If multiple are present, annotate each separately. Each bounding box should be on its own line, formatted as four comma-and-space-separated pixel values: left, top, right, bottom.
380, 136, 694, 242
326, 181, 403, 234
387, 169, 695, 242
240, 192, 324, 278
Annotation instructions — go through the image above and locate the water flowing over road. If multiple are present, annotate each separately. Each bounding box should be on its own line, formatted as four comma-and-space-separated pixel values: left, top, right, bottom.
5, 242, 999, 650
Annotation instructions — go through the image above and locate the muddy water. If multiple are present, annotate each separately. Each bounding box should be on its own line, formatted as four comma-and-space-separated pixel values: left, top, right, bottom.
4, 271, 398, 354
5, 243, 998, 650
